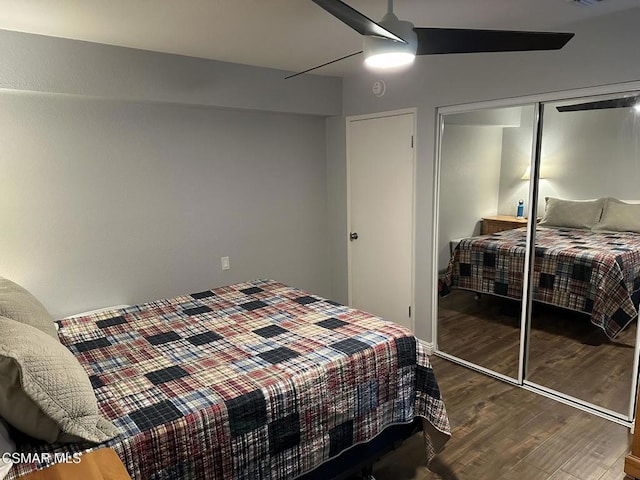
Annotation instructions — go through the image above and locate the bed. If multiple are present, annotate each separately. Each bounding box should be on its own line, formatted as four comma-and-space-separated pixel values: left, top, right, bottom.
446, 225, 640, 338
4, 279, 450, 480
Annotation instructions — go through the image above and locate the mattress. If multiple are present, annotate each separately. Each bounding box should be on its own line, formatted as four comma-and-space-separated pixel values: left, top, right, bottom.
446, 226, 640, 338
8, 279, 450, 479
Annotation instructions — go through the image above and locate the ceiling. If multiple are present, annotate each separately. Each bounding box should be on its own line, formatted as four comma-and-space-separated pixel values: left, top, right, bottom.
0, 0, 638, 77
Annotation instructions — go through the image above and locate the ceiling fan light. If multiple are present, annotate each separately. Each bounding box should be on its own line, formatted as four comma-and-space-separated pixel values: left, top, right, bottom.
365, 51, 415, 68
363, 17, 417, 70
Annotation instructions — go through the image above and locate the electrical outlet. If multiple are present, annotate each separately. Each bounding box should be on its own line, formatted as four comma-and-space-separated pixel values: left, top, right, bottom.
221, 256, 230, 271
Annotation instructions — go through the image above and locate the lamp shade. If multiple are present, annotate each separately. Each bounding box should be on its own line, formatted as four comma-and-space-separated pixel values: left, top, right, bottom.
363, 13, 417, 69
521, 165, 547, 180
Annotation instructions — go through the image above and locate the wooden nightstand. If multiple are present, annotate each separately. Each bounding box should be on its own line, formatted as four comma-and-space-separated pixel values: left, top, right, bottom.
20, 448, 132, 480
481, 215, 529, 235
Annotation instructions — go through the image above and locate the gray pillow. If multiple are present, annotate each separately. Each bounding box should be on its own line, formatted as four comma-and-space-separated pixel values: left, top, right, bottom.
538, 197, 605, 230
593, 198, 640, 233
0, 277, 58, 339
0, 316, 120, 444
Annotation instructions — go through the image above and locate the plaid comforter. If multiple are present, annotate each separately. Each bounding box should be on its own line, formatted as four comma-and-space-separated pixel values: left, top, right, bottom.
9, 280, 450, 479
446, 227, 640, 338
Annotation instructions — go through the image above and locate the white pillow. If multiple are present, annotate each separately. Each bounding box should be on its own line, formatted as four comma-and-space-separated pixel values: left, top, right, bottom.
0, 420, 15, 480
593, 198, 640, 233
538, 197, 605, 230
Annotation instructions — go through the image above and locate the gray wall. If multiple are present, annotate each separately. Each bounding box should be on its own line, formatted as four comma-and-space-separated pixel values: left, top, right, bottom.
0, 93, 331, 318
0, 30, 341, 319
497, 106, 537, 215
0, 29, 341, 116
438, 125, 503, 272
332, 7, 640, 341
536, 107, 640, 203
497, 105, 640, 218
325, 116, 349, 305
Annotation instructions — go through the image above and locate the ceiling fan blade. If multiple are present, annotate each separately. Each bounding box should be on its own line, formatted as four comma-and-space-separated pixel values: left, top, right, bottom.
556, 97, 640, 112
285, 51, 363, 79
414, 28, 574, 55
311, 0, 406, 43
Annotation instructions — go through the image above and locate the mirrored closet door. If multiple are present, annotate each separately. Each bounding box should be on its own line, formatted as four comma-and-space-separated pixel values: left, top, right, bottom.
525, 93, 640, 419
435, 89, 640, 423
436, 104, 536, 381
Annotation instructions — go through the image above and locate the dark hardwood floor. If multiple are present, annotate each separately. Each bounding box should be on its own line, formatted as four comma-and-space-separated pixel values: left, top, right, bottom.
369, 356, 633, 480
437, 290, 637, 415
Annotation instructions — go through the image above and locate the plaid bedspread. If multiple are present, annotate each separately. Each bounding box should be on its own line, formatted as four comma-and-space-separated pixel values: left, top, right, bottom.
9, 279, 450, 480
446, 227, 640, 338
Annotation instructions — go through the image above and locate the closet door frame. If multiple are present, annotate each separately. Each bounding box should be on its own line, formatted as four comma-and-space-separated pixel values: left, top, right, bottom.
432, 80, 640, 427
432, 99, 538, 386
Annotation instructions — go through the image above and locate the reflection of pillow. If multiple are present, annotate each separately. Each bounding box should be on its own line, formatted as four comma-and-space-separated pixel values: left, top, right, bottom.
0, 420, 14, 480
539, 197, 605, 229
593, 198, 640, 233
0, 277, 58, 339
0, 316, 120, 444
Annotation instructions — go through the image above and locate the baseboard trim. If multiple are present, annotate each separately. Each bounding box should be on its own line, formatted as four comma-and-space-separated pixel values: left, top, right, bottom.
419, 340, 434, 356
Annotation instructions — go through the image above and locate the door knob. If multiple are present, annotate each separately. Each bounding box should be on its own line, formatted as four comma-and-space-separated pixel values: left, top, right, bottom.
350, 232, 359, 241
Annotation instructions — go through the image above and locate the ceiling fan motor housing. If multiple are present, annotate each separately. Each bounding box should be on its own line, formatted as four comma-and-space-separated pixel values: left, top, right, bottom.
363, 12, 418, 67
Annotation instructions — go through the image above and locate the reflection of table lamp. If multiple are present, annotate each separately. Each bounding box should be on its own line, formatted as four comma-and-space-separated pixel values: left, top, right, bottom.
520, 165, 548, 219
521, 165, 546, 180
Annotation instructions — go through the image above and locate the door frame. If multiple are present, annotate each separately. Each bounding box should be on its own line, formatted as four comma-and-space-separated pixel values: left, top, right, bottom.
346, 108, 417, 331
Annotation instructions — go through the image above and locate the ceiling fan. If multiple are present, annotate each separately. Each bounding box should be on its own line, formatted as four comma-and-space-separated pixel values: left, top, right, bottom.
556, 96, 640, 112
287, 0, 575, 78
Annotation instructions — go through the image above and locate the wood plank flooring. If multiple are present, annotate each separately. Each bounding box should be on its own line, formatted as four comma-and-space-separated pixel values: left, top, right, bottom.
437, 290, 521, 378
438, 290, 637, 415
368, 357, 633, 480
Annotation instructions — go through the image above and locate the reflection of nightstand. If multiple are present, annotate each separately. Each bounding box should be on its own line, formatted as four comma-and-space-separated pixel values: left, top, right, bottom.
482, 215, 529, 235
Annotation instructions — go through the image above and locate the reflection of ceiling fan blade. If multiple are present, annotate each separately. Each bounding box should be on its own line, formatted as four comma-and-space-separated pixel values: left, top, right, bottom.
556, 97, 640, 112
311, 0, 406, 42
414, 28, 574, 55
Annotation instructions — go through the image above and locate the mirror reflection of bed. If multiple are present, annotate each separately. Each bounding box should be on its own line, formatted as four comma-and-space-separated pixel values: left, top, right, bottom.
436, 93, 640, 421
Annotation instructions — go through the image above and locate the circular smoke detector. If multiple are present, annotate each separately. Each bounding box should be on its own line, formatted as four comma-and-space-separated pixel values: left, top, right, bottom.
372, 80, 386, 97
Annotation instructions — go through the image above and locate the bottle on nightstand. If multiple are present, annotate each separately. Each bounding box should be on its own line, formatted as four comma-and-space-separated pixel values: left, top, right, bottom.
516, 200, 524, 219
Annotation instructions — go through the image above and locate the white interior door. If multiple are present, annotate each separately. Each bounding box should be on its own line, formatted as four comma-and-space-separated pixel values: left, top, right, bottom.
347, 111, 415, 330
